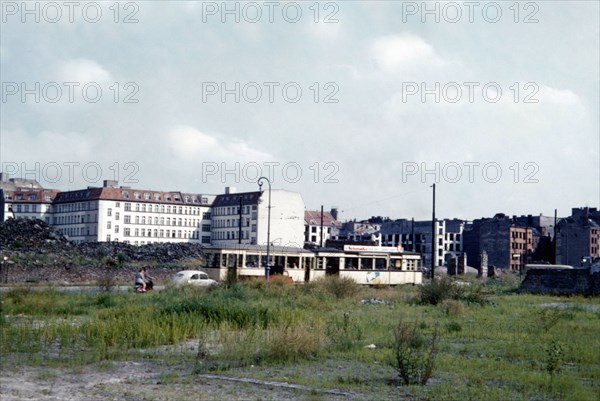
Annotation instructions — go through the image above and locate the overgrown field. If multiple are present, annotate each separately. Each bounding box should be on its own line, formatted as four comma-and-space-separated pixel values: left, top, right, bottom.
1, 276, 599, 400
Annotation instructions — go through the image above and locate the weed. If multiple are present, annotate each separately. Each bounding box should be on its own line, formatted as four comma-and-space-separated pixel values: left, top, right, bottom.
545, 339, 564, 380
445, 321, 462, 333
390, 319, 439, 385
442, 299, 466, 317
317, 276, 361, 299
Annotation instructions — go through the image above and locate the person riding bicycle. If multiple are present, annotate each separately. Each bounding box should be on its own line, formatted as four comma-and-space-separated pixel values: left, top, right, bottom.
134, 268, 146, 292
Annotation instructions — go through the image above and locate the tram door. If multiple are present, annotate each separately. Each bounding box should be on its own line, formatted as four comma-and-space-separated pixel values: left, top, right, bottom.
325, 257, 340, 276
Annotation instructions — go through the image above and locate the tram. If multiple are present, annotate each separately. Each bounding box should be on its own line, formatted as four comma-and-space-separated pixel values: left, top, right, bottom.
201, 244, 423, 285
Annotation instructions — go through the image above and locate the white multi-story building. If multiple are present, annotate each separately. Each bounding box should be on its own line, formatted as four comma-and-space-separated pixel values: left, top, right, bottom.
51, 181, 215, 245
304, 208, 341, 246
380, 218, 465, 268
211, 188, 305, 248
1, 175, 58, 223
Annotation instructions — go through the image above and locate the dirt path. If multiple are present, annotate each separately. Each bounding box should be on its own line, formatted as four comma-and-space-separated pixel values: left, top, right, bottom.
1, 360, 359, 401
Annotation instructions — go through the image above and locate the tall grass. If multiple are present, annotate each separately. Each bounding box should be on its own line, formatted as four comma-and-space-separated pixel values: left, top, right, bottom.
1, 279, 599, 401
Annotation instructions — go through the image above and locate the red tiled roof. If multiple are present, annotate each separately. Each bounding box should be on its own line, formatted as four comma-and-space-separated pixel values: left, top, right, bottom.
305, 210, 340, 226
53, 187, 212, 206
2, 189, 60, 204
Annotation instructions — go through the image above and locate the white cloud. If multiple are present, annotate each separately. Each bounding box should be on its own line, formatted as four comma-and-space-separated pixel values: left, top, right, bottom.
165, 125, 272, 163
538, 86, 580, 104
370, 34, 448, 73
55, 59, 112, 83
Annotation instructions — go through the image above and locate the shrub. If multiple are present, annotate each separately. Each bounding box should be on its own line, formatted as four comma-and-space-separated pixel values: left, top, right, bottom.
442, 299, 466, 317
314, 276, 360, 299
390, 319, 439, 385
419, 277, 458, 305
326, 311, 363, 351
545, 339, 564, 380
445, 321, 462, 333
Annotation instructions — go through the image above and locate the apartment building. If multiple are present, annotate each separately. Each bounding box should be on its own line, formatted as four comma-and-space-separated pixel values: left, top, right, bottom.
52, 180, 215, 245
556, 207, 600, 266
380, 218, 465, 268
463, 214, 534, 271
211, 188, 305, 248
1, 174, 58, 223
304, 208, 341, 246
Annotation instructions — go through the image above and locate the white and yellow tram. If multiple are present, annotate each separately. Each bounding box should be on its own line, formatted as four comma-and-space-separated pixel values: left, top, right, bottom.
201, 244, 423, 285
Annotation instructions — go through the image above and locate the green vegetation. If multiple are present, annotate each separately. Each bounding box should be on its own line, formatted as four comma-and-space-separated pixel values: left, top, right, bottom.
1, 276, 599, 400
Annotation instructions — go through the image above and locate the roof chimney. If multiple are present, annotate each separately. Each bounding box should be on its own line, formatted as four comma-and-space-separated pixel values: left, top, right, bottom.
103, 180, 118, 188
330, 207, 339, 220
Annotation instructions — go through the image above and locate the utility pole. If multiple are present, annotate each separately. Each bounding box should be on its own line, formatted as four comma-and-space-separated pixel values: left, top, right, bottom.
411, 217, 415, 252
320, 205, 324, 248
431, 183, 436, 280
553, 209, 557, 264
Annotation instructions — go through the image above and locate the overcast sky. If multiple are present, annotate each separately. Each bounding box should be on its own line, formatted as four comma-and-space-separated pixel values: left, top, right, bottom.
1, 1, 598, 221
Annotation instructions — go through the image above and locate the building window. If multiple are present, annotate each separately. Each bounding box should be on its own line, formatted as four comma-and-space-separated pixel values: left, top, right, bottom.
124, 215, 131, 224
115, 225, 120, 234
107, 208, 112, 217
115, 212, 120, 220
106, 234, 111, 242
124, 228, 130, 236
107, 221, 112, 229
202, 224, 211, 232
124, 203, 131, 211
115, 202, 120, 207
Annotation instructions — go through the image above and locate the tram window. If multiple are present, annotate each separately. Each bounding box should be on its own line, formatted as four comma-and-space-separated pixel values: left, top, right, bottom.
392, 259, 403, 270
246, 255, 259, 267
206, 253, 218, 268
345, 257, 358, 270
228, 254, 237, 268
375, 258, 387, 270
359, 258, 373, 270
288, 257, 300, 268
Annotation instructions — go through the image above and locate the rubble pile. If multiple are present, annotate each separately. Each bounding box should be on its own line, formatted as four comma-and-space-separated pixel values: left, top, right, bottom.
76, 242, 207, 263
0, 218, 70, 250
0, 219, 208, 283
0, 218, 206, 262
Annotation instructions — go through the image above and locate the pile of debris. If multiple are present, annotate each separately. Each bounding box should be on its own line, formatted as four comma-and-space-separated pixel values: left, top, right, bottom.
0, 218, 70, 250
0, 218, 205, 263
77, 242, 206, 263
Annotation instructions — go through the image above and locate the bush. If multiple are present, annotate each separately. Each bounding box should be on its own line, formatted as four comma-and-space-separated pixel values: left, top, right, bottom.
419, 277, 458, 305
314, 276, 360, 299
442, 299, 466, 317
390, 319, 439, 385
421, 277, 488, 306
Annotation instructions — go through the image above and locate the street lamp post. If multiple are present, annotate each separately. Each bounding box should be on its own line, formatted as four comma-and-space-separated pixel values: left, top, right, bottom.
431, 183, 436, 280
257, 177, 272, 281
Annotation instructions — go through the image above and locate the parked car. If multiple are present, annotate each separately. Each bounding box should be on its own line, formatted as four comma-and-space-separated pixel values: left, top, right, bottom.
172, 270, 217, 287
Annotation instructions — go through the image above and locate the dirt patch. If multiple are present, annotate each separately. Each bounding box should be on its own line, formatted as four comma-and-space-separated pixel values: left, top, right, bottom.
0, 359, 363, 401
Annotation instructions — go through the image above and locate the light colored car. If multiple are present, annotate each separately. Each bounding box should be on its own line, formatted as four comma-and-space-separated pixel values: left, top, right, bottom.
172, 270, 217, 287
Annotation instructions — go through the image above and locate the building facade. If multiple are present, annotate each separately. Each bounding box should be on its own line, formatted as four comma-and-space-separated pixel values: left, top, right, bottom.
304, 208, 341, 246
380, 218, 465, 268
463, 214, 534, 271
556, 207, 600, 266
51, 181, 215, 245
208, 188, 305, 248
